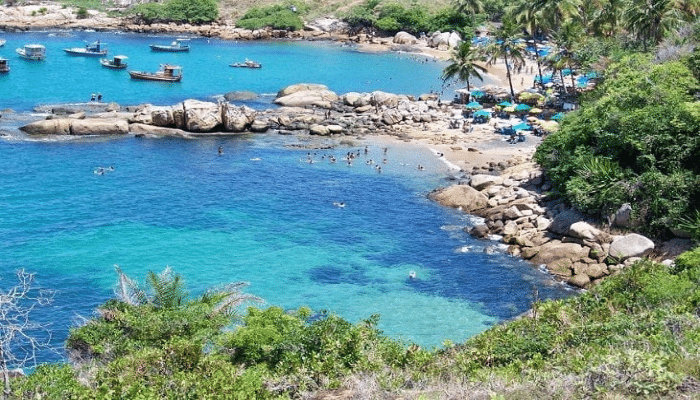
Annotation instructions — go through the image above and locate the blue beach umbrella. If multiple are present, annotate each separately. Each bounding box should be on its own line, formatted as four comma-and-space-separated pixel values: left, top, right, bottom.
514, 103, 531, 112
473, 110, 491, 117
512, 122, 531, 131
465, 101, 483, 110
470, 90, 485, 98
551, 112, 565, 121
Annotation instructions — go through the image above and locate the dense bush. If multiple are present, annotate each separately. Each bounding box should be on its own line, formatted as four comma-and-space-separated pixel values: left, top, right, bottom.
129, 0, 218, 24
236, 1, 307, 31
535, 54, 700, 237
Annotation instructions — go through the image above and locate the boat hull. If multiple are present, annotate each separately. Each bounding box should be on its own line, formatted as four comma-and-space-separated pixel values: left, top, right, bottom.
16, 50, 44, 61
64, 48, 108, 57
128, 71, 182, 82
149, 45, 189, 52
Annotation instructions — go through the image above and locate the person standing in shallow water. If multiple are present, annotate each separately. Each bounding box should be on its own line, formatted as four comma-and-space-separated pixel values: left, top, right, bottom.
218, 146, 223, 155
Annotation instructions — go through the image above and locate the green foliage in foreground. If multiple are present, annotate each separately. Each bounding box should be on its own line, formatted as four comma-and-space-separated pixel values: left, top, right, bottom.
236, 1, 308, 31
129, 0, 219, 24
12, 252, 700, 398
535, 53, 700, 238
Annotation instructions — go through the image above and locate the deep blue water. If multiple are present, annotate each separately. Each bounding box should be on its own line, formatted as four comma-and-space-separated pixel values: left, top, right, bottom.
0, 31, 571, 365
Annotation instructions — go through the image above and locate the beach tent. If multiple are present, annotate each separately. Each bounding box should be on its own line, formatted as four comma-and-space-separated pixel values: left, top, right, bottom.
465, 101, 483, 110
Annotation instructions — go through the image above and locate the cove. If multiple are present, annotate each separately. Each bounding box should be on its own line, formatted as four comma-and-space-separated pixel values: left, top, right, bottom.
0, 32, 571, 364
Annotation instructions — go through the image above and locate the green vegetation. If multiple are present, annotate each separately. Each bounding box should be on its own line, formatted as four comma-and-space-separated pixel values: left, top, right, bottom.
129, 0, 219, 24
535, 53, 700, 238
10, 250, 700, 398
236, 1, 308, 31
342, 0, 480, 36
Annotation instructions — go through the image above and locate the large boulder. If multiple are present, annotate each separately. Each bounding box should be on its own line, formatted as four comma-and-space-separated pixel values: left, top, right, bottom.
428, 31, 461, 50
70, 118, 129, 135
343, 92, 371, 107
19, 118, 72, 135
370, 91, 399, 107
608, 233, 655, 262
276, 83, 330, 98
470, 174, 503, 191
274, 88, 338, 108
548, 210, 584, 236
394, 31, 418, 45
129, 123, 191, 138
529, 241, 590, 267
222, 104, 255, 132
182, 100, 222, 132
381, 109, 403, 125
429, 185, 489, 213
569, 221, 610, 243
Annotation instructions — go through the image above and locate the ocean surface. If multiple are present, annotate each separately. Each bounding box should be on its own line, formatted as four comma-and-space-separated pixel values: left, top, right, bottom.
0, 31, 572, 365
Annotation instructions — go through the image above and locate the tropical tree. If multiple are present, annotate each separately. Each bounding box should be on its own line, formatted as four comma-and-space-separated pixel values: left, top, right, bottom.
547, 22, 584, 94
454, 0, 483, 15
441, 41, 487, 92
590, 0, 626, 36
625, 0, 684, 51
510, 3, 549, 88
485, 19, 526, 99
529, 0, 582, 31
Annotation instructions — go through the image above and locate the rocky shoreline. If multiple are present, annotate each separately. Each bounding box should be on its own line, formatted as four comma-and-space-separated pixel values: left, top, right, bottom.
12, 82, 693, 289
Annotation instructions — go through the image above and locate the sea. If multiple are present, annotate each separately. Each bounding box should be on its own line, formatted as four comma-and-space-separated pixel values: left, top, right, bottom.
0, 31, 573, 365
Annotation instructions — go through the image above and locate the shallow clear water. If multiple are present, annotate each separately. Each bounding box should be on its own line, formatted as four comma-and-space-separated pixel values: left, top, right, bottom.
0, 32, 571, 365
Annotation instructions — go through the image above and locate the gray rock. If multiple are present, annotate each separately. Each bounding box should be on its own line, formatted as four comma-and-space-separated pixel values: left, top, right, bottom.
611, 203, 632, 228
569, 221, 610, 243
393, 31, 418, 45
608, 233, 655, 262
70, 118, 129, 135
309, 124, 330, 135
20, 118, 72, 135
470, 174, 503, 190
429, 185, 489, 213
568, 273, 591, 288
548, 209, 584, 235
182, 99, 221, 132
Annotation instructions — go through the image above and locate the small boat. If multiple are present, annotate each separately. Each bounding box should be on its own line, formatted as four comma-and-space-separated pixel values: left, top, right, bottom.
0, 57, 9, 73
0, 39, 6, 47
100, 55, 128, 69
128, 64, 182, 82
230, 59, 262, 69
64, 41, 107, 56
149, 38, 190, 52
16, 44, 46, 61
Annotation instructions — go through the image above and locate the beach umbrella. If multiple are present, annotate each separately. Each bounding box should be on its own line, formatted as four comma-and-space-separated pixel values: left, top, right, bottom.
514, 104, 531, 112
465, 101, 483, 110
551, 112, 564, 121
512, 122, 531, 131
470, 90, 485, 98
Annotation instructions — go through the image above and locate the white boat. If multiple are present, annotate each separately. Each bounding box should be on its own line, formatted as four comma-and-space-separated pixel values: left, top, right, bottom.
16, 44, 46, 61
230, 59, 262, 69
64, 41, 107, 56
100, 55, 128, 69
0, 39, 6, 47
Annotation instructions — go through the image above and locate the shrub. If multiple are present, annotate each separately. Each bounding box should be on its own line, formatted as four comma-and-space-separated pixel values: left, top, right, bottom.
236, 2, 307, 31
75, 6, 88, 19
164, 0, 218, 23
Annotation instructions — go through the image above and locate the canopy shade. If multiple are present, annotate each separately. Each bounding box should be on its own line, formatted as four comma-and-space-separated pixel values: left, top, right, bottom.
465, 101, 483, 110
470, 90, 485, 98
514, 104, 532, 112
512, 122, 531, 131
473, 110, 491, 117
551, 112, 565, 121
498, 101, 513, 107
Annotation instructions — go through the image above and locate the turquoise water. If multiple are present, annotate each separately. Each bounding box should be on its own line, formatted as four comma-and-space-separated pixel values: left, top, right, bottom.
0, 32, 571, 365
0, 30, 474, 111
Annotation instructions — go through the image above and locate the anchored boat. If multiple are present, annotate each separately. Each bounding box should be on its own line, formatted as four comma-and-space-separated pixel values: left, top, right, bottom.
16, 44, 46, 61
149, 38, 190, 52
0, 57, 9, 73
64, 41, 107, 56
230, 59, 262, 69
128, 64, 182, 82
100, 55, 128, 70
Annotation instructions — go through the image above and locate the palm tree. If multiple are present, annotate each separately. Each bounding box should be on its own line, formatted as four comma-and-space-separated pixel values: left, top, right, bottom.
114, 265, 261, 317
546, 22, 583, 94
441, 41, 487, 92
454, 0, 483, 15
529, 0, 583, 31
625, 0, 683, 51
510, 4, 549, 89
591, 0, 626, 36
485, 19, 526, 99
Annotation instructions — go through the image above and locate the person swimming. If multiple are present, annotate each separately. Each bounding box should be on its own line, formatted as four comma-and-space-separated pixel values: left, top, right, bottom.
409, 271, 417, 279
333, 202, 346, 208
218, 146, 223, 155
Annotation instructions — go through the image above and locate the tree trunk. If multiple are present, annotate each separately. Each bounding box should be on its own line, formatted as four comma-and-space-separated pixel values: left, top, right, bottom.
560, 69, 567, 94
571, 67, 577, 94
534, 42, 544, 89
504, 53, 515, 100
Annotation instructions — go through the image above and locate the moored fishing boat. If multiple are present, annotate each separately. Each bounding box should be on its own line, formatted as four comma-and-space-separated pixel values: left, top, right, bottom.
64, 41, 107, 57
230, 59, 262, 69
0, 57, 9, 73
128, 64, 182, 82
149, 38, 190, 52
100, 55, 128, 70
16, 44, 46, 61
